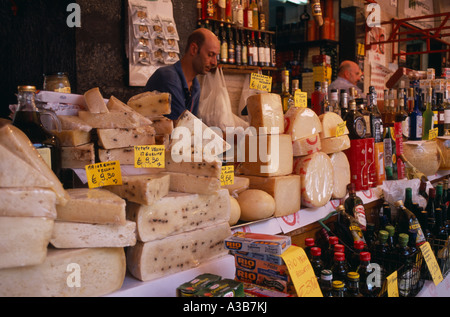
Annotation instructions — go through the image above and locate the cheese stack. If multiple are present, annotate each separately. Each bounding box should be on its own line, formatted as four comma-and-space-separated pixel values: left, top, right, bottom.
235, 93, 300, 221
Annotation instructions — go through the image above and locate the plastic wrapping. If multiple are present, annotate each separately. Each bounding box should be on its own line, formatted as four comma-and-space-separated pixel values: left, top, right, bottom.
284, 107, 322, 141
437, 136, 450, 170
320, 134, 351, 154
293, 151, 334, 208
380, 178, 427, 210
403, 140, 441, 176
329, 151, 351, 199
318, 111, 349, 138
292, 133, 321, 156
246, 93, 284, 135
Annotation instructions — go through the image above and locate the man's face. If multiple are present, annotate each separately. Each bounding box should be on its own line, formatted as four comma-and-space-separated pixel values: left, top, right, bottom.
192, 37, 220, 75
347, 65, 363, 85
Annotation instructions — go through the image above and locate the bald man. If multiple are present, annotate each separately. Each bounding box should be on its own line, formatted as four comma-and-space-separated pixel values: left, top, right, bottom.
144, 28, 220, 120
329, 60, 364, 98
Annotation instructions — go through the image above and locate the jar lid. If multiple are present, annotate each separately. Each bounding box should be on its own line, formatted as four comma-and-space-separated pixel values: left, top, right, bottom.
347, 272, 360, 280
43, 72, 69, 77
17, 85, 36, 92
332, 280, 344, 289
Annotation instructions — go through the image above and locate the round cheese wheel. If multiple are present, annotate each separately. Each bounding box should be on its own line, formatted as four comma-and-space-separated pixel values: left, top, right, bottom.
292, 133, 321, 156
284, 107, 322, 141
329, 152, 351, 199
229, 195, 241, 226
237, 189, 275, 221
403, 140, 441, 176
319, 112, 349, 139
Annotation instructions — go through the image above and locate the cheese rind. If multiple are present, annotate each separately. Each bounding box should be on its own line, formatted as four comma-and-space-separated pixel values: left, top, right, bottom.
78, 110, 144, 129
320, 135, 351, 154
163, 171, 221, 195
126, 222, 230, 281
229, 195, 241, 226
0, 247, 126, 297
329, 152, 351, 199
97, 126, 156, 149
127, 91, 172, 116
61, 143, 95, 169
126, 189, 230, 242
0, 188, 56, 218
84, 87, 109, 113
284, 107, 322, 141
319, 112, 349, 138
292, 133, 322, 157
246, 93, 284, 135
98, 146, 135, 165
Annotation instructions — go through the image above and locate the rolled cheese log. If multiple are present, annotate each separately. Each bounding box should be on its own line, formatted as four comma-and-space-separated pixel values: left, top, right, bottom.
329, 151, 351, 199
284, 107, 322, 141
403, 140, 441, 176
237, 189, 276, 221
229, 195, 241, 226
319, 112, 349, 139
292, 133, 321, 157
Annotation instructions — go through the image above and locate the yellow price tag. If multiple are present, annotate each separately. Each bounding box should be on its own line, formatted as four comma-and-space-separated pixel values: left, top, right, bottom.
336, 121, 347, 137
294, 90, 307, 108
85, 160, 122, 189
220, 165, 234, 186
249, 73, 272, 92
428, 128, 438, 140
420, 241, 444, 286
280, 245, 323, 297
134, 145, 165, 168
386, 271, 399, 297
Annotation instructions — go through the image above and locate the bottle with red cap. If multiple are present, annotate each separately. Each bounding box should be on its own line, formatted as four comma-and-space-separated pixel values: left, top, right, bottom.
304, 237, 316, 260
349, 240, 366, 271
357, 251, 378, 297
310, 247, 324, 279
331, 252, 349, 283
322, 235, 339, 268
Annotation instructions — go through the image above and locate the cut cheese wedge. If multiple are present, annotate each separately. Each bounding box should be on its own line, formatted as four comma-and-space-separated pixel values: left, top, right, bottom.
246, 93, 284, 134
319, 112, 349, 139
61, 143, 95, 169
107, 95, 152, 126
284, 107, 322, 141
127, 91, 171, 116
165, 150, 222, 178
53, 129, 91, 147
78, 110, 145, 129
163, 171, 221, 195
0, 247, 126, 297
321, 135, 351, 154
149, 115, 174, 135
98, 146, 135, 165
0, 188, 56, 218
84, 87, 109, 113
292, 133, 321, 157
97, 126, 156, 149
58, 115, 93, 132
329, 152, 351, 199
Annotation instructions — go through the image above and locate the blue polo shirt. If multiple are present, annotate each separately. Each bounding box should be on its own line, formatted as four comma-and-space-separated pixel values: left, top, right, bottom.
144, 61, 200, 121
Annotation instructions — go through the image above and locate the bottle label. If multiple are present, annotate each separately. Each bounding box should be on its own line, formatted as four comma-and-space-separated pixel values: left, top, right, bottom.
410, 218, 426, 245
258, 47, 265, 64
247, 11, 253, 28
242, 45, 248, 64
445, 109, 450, 124
402, 116, 409, 138
433, 111, 438, 124
354, 204, 367, 230
416, 115, 423, 138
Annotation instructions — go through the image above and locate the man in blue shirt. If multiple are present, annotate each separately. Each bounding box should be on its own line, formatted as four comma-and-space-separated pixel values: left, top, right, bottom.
144, 28, 220, 120
329, 60, 364, 98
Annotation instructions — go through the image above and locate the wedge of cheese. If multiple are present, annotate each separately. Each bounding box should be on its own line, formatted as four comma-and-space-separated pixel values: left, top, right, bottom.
50, 220, 136, 248
321, 135, 351, 154
149, 115, 174, 134
165, 150, 222, 178
0, 188, 56, 218
127, 91, 171, 116
98, 147, 134, 165
61, 143, 95, 169
329, 152, 351, 199
0, 247, 126, 297
107, 95, 152, 126
127, 221, 230, 281
78, 110, 144, 129
127, 189, 230, 242
0, 124, 69, 205
84, 87, 109, 113
97, 126, 156, 149
0, 217, 54, 269
56, 188, 126, 225
58, 115, 93, 132
246, 174, 301, 217
319, 112, 349, 139
246, 93, 284, 135
104, 173, 170, 205
221, 176, 250, 197
163, 171, 221, 195
53, 129, 91, 147
293, 151, 334, 208
284, 107, 322, 141
292, 133, 322, 157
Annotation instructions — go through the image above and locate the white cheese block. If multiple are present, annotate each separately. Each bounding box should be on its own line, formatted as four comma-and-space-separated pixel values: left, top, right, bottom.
246, 93, 284, 135
107, 95, 153, 126
0, 217, 54, 269
84, 87, 109, 113
284, 107, 322, 141
229, 195, 241, 226
78, 110, 144, 129
104, 173, 170, 205
237, 134, 293, 177
97, 126, 156, 149
221, 176, 250, 197
53, 129, 91, 147
293, 152, 334, 208
0, 188, 56, 218
236, 189, 275, 221
126, 189, 230, 242
320, 135, 351, 154
56, 188, 127, 225
163, 171, 221, 195
246, 174, 301, 217
98, 146, 134, 165
127, 91, 171, 116
58, 115, 93, 132
61, 143, 95, 169
165, 150, 222, 178
329, 152, 351, 199
292, 133, 322, 157
50, 220, 136, 248
149, 115, 174, 135
126, 222, 230, 281
0, 247, 126, 297
319, 112, 349, 139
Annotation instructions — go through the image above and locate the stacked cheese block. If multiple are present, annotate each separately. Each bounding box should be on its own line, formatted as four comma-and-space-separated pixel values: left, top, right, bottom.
234, 93, 300, 222
0, 122, 126, 296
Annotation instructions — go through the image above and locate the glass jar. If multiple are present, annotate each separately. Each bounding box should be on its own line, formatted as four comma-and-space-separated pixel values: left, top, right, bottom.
43, 72, 71, 93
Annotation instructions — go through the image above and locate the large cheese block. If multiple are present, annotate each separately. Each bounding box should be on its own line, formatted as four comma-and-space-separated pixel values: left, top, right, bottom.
0, 188, 56, 218
53, 129, 91, 147
107, 95, 152, 126
78, 110, 144, 129
292, 133, 321, 157
284, 107, 322, 141
0, 247, 126, 297
50, 220, 136, 248
319, 112, 349, 139
0, 217, 54, 269
104, 173, 170, 205
246, 93, 284, 135
165, 150, 222, 178
0, 124, 69, 205
61, 143, 95, 169
293, 152, 334, 208
98, 146, 134, 165
236, 189, 276, 221
97, 126, 156, 149
221, 176, 250, 196
329, 152, 351, 199
246, 174, 301, 217
149, 115, 174, 135
126, 222, 230, 281
84, 87, 109, 113
163, 171, 221, 195
126, 189, 230, 242
56, 188, 126, 225
127, 91, 171, 116
237, 134, 293, 177
58, 115, 93, 132
321, 135, 351, 154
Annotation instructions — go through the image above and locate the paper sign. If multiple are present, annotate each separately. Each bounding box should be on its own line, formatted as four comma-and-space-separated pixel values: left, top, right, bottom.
386, 271, 399, 297
429, 128, 438, 140
85, 160, 122, 189
420, 241, 444, 286
134, 145, 165, 168
280, 245, 323, 297
249, 73, 272, 92
294, 90, 307, 108
336, 121, 347, 137
220, 165, 234, 186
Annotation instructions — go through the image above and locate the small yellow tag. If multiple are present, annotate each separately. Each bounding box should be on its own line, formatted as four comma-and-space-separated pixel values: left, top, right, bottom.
85, 160, 122, 189
294, 90, 307, 108
386, 271, 399, 297
134, 145, 165, 168
249, 73, 272, 92
420, 241, 444, 286
429, 128, 438, 140
220, 165, 234, 186
336, 121, 347, 137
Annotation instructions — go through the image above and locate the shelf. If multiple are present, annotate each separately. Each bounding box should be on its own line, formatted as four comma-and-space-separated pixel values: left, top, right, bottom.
200, 18, 275, 34
276, 39, 339, 51
219, 64, 277, 74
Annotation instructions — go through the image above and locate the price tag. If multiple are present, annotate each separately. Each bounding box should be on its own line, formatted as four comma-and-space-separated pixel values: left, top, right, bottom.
134, 145, 165, 168
336, 121, 347, 137
249, 73, 272, 92
386, 271, 399, 297
294, 90, 307, 108
280, 245, 323, 297
220, 165, 234, 186
420, 241, 444, 286
85, 160, 122, 189
428, 128, 438, 140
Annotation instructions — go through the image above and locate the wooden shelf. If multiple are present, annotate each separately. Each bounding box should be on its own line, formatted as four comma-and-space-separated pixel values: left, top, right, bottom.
219, 64, 277, 74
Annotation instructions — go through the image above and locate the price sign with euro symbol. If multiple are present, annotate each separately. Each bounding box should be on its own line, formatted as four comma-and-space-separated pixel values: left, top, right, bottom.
220, 165, 234, 186
85, 160, 122, 189
134, 145, 165, 168
249, 73, 272, 92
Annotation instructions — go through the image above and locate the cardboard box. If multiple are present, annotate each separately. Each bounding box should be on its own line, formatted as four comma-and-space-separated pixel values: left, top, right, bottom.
224, 232, 291, 255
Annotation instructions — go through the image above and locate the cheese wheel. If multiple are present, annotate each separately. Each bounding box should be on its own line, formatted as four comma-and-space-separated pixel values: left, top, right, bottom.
293, 152, 334, 208
403, 140, 441, 176
329, 152, 351, 199
321, 135, 351, 154
229, 195, 241, 226
237, 189, 275, 221
319, 112, 349, 138
246, 93, 284, 134
292, 133, 321, 156
284, 107, 322, 141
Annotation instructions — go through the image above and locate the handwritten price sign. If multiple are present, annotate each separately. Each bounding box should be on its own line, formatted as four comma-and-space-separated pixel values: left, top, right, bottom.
294, 90, 307, 108
249, 73, 272, 92
336, 121, 347, 137
220, 165, 234, 186
134, 145, 165, 168
420, 241, 443, 286
428, 128, 438, 140
85, 160, 122, 189
386, 271, 399, 297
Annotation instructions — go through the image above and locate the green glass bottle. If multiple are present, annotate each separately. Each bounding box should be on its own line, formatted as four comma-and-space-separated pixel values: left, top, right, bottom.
422, 87, 434, 140
395, 200, 427, 247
